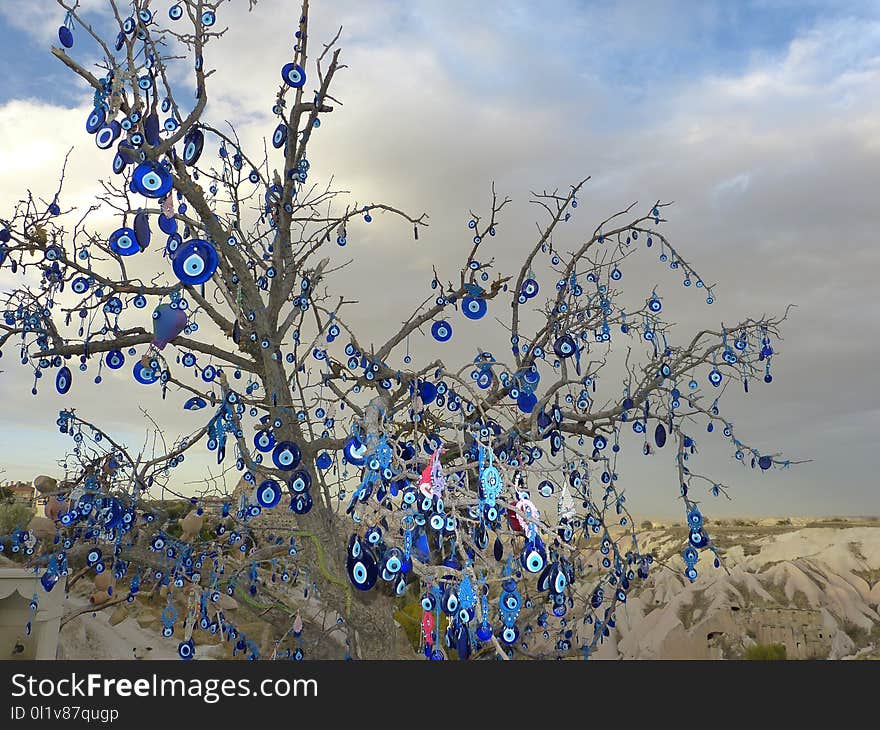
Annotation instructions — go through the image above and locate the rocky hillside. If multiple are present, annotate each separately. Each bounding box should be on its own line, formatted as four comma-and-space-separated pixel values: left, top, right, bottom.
587, 519, 880, 659
45, 518, 880, 660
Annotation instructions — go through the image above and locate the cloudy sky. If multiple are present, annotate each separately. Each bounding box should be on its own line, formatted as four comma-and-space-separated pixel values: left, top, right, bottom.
0, 0, 877, 517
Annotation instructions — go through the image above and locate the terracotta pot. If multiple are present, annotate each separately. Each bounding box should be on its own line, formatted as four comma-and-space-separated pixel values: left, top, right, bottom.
45, 496, 63, 521
33, 475, 58, 494
93, 571, 115, 592
179, 510, 204, 542
89, 590, 113, 605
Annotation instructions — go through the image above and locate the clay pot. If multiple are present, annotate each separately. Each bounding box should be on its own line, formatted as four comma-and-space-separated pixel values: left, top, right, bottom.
45, 496, 63, 521
93, 571, 115, 593
179, 510, 204, 542
89, 590, 113, 605
33, 475, 58, 494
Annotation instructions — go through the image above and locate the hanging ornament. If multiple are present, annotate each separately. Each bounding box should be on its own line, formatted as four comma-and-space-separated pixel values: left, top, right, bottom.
151, 303, 187, 350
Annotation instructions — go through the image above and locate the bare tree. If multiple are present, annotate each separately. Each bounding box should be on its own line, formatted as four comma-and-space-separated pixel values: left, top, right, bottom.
0, 0, 799, 660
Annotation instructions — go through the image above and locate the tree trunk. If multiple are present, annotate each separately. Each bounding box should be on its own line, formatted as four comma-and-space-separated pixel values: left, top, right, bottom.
293, 508, 405, 659
256, 342, 406, 659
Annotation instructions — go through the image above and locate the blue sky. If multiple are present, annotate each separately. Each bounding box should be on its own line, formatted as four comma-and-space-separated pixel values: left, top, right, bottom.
0, 0, 878, 517
1, 1, 869, 106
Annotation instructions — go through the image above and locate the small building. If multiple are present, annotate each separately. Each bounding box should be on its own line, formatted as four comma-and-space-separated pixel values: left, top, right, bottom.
1, 481, 35, 508
0, 567, 65, 660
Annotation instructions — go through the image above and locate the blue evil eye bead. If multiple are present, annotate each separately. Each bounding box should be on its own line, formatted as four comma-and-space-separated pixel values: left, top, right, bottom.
253, 429, 275, 453
182, 128, 204, 166
95, 123, 118, 149
501, 625, 519, 644
58, 25, 74, 48
593, 435, 608, 451
537, 480, 554, 498
133, 361, 158, 385
648, 295, 662, 313
758, 455, 772, 470
420, 592, 436, 611
281, 62, 306, 88
708, 368, 723, 387
108, 227, 141, 256
383, 548, 403, 574
85, 107, 105, 134
290, 492, 313, 514
134, 211, 151, 250
112, 149, 128, 174
520, 538, 547, 573
687, 508, 703, 529
200, 365, 216, 382
316, 452, 332, 470
165, 233, 181, 256
461, 296, 487, 320
158, 213, 177, 235
689, 530, 708, 548
55, 366, 72, 394
343, 436, 367, 465
654, 423, 667, 448
553, 566, 568, 594
105, 349, 125, 370
553, 334, 576, 359
346, 536, 378, 591
183, 396, 206, 410
475, 369, 493, 389
418, 380, 437, 405
71, 276, 90, 294
143, 112, 160, 146
86, 548, 102, 566
201, 9, 216, 26
272, 441, 301, 470
517, 390, 537, 414
272, 123, 287, 149
172, 239, 218, 285
169, 4, 183, 20
256, 480, 282, 509
521, 278, 539, 298
476, 622, 493, 641
131, 162, 173, 198
441, 586, 459, 615
177, 639, 195, 661
537, 564, 553, 592
288, 470, 311, 493
431, 320, 453, 342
